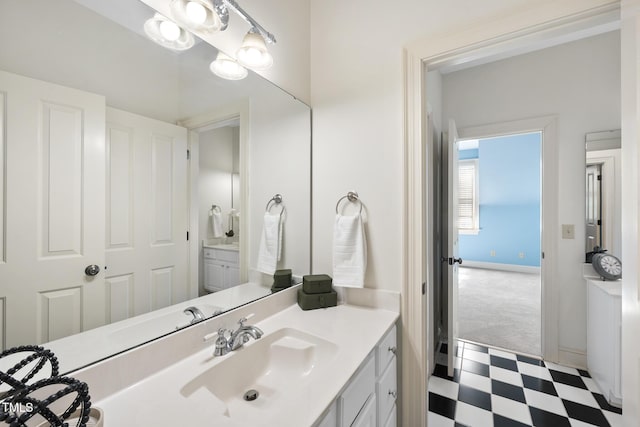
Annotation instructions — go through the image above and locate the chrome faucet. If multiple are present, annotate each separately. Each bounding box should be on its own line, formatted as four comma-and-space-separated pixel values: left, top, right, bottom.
183, 306, 205, 324
212, 317, 263, 356
228, 317, 264, 350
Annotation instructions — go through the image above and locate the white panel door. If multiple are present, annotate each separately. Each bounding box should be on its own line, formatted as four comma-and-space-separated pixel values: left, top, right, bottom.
447, 119, 461, 377
105, 108, 188, 319
0, 70, 106, 349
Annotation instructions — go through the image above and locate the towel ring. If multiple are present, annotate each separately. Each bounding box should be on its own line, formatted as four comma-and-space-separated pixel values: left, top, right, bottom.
210, 205, 221, 214
335, 191, 362, 214
265, 194, 285, 217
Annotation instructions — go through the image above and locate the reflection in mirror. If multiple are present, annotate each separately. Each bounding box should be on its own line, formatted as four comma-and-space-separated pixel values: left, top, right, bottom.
585, 130, 621, 260
0, 0, 310, 374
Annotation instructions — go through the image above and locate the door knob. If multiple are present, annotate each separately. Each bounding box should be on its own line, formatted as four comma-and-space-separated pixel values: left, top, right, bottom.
84, 265, 100, 276
446, 257, 463, 265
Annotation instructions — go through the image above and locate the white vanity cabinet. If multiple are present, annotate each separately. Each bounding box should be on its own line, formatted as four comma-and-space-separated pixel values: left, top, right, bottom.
315, 324, 398, 427
203, 247, 240, 292
587, 279, 622, 406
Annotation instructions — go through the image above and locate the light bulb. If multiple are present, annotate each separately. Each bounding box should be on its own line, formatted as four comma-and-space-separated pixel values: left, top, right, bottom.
210, 52, 248, 80
159, 20, 181, 41
242, 47, 262, 64
185, 1, 207, 25
236, 31, 273, 70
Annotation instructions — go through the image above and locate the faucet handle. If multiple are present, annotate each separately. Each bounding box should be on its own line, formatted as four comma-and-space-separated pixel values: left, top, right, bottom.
211, 328, 230, 357
237, 313, 255, 327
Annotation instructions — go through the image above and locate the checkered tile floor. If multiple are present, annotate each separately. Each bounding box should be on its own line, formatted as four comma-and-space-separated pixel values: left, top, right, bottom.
428, 341, 622, 427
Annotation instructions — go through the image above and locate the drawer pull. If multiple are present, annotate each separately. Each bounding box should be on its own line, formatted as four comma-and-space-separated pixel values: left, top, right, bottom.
388, 390, 397, 398
388, 346, 397, 355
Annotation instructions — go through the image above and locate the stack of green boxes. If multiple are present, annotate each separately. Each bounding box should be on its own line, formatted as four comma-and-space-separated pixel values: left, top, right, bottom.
297, 274, 338, 310
271, 269, 292, 293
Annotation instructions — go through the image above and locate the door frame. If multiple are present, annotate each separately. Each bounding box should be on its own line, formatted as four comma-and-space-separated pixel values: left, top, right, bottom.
456, 117, 557, 359
400, 2, 619, 426
178, 100, 250, 299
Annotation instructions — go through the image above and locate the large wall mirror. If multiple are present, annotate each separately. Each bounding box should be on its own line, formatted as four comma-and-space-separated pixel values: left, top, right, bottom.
585, 130, 621, 260
0, 0, 310, 373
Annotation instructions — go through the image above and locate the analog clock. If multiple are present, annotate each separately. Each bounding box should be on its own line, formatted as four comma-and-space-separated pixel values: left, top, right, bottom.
591, 252, 622, 281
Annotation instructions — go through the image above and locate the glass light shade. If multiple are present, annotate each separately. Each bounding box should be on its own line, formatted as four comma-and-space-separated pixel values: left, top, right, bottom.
143, 14, 194, 51
159, 20, 181, 41
185, 1, 207, 24
210, 52, 248, 80
170, 0, 223, 32
236, 31, 273, 70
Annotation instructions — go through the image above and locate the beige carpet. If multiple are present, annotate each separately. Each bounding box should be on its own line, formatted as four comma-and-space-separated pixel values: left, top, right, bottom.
458, 266, 541, 356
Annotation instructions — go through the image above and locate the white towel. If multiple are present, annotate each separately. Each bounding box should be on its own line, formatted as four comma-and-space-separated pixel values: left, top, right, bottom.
256, 212, 283, 275
332, 213, 367, 287
210, 210, 223, 238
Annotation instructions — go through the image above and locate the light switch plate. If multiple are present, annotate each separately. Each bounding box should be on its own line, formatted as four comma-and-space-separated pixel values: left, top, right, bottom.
562, 224, 575, 239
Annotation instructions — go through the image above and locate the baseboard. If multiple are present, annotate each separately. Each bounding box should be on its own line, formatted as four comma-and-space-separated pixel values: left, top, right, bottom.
558, 347, 587, 370
461, 260, 541, 274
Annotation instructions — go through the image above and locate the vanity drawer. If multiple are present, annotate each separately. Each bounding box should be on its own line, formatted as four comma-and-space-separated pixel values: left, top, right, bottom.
376, 325, 397, 376
377, 357, 397, 423
203, 248, 238, 263
215, 249, 239, 263
338, 352, 375, 426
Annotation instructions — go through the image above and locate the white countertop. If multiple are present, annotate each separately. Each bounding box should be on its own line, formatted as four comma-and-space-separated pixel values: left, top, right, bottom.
94, 303, 398, 426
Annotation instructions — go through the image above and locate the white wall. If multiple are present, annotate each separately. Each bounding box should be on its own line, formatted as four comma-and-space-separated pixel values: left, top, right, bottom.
248, 85, 312, 279
309, 0, 603, 290
440, 31, 620, 357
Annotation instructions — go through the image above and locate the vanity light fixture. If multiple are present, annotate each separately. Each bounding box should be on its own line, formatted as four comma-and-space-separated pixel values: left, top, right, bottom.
169, 0, 276, 72
144, 13, 194, 51
170, 0, 228, 33
236, 28, 273, 70
210, 51, 248, 80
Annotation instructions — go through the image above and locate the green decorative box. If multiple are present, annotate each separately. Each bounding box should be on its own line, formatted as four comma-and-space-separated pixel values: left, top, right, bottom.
302, 274, 333, 294
273, 269, 292, 287
297, 288, 337, 310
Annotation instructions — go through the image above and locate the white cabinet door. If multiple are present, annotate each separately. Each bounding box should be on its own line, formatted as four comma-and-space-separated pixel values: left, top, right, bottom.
0, 70, 106, 348
352, 394, 376, 427
105, 107, 188, 319
225, 265, 240, 289
205, 260, 225, 292
316, 401, 337, 427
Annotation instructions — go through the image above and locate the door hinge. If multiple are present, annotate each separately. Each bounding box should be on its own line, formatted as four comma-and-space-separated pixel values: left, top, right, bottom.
187, 231, 189, 241
597, 175, 601, 181
422, 282, 426, 295
541, 252, 545, 259
187, 149, 190, 160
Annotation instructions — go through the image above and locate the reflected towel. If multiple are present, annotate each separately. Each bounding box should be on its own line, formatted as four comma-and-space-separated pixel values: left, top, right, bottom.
256, 213, 283, 275
210, 210, 223, 238
332, 213, 367, 287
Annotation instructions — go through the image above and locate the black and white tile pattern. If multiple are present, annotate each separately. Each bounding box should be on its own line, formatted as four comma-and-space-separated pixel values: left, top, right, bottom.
428, 341, 622, 426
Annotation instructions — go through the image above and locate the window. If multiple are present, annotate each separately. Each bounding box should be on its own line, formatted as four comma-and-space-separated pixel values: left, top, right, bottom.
458, 159, 479, 234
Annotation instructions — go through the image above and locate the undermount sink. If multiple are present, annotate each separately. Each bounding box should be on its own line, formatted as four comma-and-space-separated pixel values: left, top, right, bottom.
180, 328, 338, 420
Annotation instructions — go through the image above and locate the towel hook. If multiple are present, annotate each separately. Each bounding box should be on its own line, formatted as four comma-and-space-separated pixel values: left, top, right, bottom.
335, 191, 362, 214
210, 205, 221, 214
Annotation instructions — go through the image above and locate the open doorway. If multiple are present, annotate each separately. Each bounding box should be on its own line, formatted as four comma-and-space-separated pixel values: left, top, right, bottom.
456, 132, 542, 356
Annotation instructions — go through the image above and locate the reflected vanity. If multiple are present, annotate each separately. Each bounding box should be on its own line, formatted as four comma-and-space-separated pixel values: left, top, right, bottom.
0, 0, 310, 374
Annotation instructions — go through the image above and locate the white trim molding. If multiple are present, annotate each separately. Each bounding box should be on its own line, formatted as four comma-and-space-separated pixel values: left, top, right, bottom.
461, 261, 541, 275
459, 115, 559, 363
179, 100, 250, 299
401, 2, 619, 426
